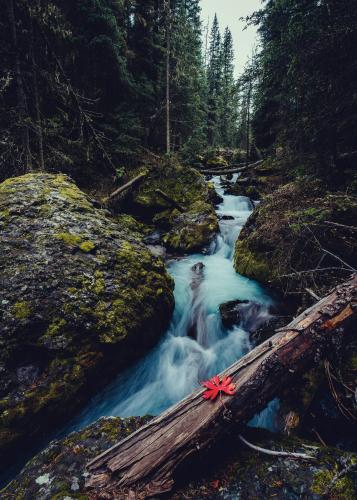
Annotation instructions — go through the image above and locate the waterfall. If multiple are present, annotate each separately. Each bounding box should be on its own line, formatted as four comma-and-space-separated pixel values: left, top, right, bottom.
66, 175, 279, 433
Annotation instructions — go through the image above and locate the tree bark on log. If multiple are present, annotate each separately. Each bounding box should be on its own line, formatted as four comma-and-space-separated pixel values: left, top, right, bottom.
85, 275, 357, 499
103, 173, 147, 204
199, 160, 264, 176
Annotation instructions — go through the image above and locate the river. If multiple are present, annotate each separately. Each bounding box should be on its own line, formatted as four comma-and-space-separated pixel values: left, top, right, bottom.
66, 174, 279, 433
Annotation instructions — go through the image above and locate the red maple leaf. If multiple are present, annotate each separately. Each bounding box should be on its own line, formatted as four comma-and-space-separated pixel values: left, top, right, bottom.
202, 375, 236, 401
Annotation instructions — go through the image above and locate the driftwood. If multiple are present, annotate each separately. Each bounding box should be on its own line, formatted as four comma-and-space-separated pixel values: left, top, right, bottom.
200, 159, 264, 176
154, 189, 185, 212
86, 275, 357, 499
103, 172, 147, 204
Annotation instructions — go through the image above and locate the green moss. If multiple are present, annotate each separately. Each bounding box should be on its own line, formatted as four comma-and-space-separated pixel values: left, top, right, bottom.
234, 240, 272, 283
312, 468, 355, 498
79, 240, 96, 253
55, 232, 82, 247
92, 270, 105, 295
207, 156, 228, 167
12, 301, 31, 320
0, 209, 10, 223
45, 318, 67, 337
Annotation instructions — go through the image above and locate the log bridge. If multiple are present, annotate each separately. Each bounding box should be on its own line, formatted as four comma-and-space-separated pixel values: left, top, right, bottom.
85, 275, 357, 499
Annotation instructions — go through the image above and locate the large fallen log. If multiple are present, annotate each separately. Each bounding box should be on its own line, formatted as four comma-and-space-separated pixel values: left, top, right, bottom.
199, 159, 264, 176
86, 275, 357, 499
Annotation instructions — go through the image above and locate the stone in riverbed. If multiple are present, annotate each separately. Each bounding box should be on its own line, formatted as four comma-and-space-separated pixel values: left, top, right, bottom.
129, 158, 219, 253
0, 173, 174, 461
219, 299, 273, 332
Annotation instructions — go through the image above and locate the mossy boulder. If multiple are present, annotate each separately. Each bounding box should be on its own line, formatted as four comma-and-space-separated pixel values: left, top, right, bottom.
130, 158, 218, 253
0, 173, 174, 460
162, 200, 219, 253
234, 179, 357, 296
3, 422, 356, 500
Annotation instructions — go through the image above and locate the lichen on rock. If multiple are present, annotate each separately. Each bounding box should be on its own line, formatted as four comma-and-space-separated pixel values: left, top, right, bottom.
0, 173, 174, 461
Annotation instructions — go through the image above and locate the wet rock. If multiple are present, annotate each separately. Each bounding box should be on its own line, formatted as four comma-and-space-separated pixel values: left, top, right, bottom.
163, 201, 219, 253
219, 300, 273, 332
219, 214, 235, 221
219, 300, 248, 329
207, 182, 223, 206
0, 173, 174, 460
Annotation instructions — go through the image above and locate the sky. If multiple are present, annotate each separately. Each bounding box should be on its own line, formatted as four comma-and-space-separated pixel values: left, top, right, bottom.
200, 0, 262, 76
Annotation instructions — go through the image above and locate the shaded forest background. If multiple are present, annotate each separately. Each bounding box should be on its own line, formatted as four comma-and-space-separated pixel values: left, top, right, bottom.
1, 0, 357, 188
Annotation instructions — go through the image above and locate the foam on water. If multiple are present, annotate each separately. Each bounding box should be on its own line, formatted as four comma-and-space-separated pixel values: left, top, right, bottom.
66, 174, 279, 433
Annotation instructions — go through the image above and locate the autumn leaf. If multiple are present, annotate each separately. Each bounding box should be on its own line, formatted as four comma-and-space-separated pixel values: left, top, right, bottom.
211, 479, 220, 490
202, 375, 236, 401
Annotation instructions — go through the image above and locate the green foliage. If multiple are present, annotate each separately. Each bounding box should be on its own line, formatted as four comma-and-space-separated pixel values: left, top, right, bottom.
250, 0, 357, 181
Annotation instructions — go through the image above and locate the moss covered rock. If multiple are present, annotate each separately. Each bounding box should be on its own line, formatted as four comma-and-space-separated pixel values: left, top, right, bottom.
130, 158, 218, 253
3, 422, 356, 500
0, 173, 174, 460
234, 179, 357, 296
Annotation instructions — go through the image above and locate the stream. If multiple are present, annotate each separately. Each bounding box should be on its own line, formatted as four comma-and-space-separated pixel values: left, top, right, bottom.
66, 174, 279, 433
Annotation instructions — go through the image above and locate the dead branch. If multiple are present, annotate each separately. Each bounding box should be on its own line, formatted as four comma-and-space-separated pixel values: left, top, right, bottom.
103, 173, 147, 204
238, 434, 316, 460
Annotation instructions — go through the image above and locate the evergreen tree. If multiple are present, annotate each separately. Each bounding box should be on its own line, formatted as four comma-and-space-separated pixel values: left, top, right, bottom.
206, 14, 222, 146
251, 0, 357, 180
170, 0, 207, 154
220, 27, 238, 147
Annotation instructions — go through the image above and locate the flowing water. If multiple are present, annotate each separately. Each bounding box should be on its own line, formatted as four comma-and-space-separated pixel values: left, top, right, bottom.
67, 174, 279, 433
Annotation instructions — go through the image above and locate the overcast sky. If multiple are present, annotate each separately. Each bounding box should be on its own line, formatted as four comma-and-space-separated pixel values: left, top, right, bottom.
200, 0, 262, 76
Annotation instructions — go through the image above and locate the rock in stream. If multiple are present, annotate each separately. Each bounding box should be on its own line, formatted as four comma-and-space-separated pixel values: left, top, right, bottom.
0, 173, 174, 460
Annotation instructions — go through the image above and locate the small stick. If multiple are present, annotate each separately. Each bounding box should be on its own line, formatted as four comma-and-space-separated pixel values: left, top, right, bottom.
238, 434, 316, 460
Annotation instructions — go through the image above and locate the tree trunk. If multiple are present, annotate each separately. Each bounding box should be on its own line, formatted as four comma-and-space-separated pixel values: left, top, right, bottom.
85, 275, 357, 499
8, 0, 32, 172
165, 0, 171, 155
29, 0, 45, 170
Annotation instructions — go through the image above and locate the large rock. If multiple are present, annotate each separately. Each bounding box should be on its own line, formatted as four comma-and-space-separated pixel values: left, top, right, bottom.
129, 159, 218, 253
3, 419, 356, 499
0, 173, 174, 459
234, 179, 357, 296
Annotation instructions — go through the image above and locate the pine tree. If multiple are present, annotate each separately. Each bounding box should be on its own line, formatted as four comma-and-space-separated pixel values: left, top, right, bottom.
220, 27, 238, 147
206, 14, 222, 146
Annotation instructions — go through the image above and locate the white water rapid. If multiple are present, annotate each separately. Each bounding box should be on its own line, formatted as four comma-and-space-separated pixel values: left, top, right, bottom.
69, 175, 279, 432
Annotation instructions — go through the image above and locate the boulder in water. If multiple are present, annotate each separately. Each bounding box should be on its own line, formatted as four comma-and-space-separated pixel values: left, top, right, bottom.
128, 159, 219, 253
0, 173, 174, 459
219, 300, 272, 332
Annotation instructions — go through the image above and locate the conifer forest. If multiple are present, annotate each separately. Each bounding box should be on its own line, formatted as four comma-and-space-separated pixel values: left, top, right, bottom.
0, 1, 356, 499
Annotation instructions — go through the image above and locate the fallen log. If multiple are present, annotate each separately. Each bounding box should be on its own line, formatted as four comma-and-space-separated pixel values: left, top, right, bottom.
154, 188, 185, 212
103, 172, 147, 204
199, 159, 264, 176
86, 275, 357, 499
